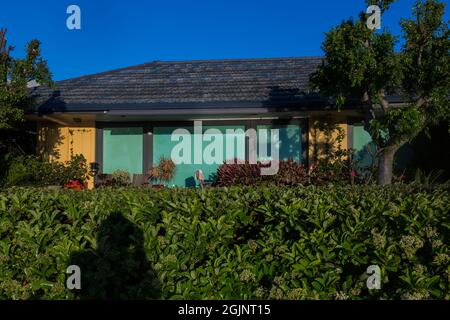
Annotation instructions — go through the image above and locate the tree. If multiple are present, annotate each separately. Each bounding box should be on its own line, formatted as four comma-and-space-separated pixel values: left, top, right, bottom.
0, 28, 52, 132
310, 0, 449, 185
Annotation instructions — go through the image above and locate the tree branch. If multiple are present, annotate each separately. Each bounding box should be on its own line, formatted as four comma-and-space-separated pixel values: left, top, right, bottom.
416, 96, 430, 108
377, 90, 390, 113
362, 92, 376, 135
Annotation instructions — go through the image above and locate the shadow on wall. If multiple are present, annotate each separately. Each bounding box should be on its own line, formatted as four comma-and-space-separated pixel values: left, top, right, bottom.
33, 89, 68, 160
353, 142, 379, 180
269, 125, 300, 161
37, 123, 64, 161
68, 212, 161, 299
309, 120, 344, 163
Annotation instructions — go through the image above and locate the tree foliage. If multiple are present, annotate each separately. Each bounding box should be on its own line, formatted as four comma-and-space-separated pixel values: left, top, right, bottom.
0, 28, 52, 131
310, 0, 450, 184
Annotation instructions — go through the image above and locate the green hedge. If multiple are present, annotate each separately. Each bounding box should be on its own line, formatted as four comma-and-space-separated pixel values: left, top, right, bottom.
0, 185, 449, 300
1, 154, 91, 188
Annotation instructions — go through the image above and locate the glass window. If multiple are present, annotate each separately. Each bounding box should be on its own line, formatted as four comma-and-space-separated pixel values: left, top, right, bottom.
256, 124, 301, 162
102, 127, 143, 176
153, 125, 246, 187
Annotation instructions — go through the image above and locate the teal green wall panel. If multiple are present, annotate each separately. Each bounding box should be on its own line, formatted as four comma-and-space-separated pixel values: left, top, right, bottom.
256, 125, 301, 162
153, 126, 194, 187
103, 127, 143, 177
201, 125, 246, 185
352, 124, 376, 170
352, 123, 414, 171
100, 123, 303, 187
153, 125, 246, 187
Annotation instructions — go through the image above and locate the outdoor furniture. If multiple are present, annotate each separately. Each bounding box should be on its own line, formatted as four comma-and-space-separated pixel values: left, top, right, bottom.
95, 173, 113, 187
204, 179, 214, 187
132, 174, 151, 187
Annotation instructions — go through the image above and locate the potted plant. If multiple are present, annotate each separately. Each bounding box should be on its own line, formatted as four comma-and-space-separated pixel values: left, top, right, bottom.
111, 169, 131, 187
148, 156, 176, 188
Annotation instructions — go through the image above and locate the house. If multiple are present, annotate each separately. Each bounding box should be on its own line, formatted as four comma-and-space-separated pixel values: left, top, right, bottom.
28, 57, 399, 187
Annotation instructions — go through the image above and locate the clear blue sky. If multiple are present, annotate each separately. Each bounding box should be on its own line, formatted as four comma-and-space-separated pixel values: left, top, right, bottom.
1, 0, 447, 80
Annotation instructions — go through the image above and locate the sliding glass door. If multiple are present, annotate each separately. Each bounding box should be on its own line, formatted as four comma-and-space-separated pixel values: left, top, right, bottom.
97, 120, 306, 187
152, 125, 246, 187
102, 127, 143, 175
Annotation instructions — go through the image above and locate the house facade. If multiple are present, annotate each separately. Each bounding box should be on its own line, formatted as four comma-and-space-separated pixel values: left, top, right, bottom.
28, 57, 386, 187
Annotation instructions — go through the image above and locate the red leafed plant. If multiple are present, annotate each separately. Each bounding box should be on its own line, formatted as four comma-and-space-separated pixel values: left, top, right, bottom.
214, 159, 309, 186
64, 179, 86, 190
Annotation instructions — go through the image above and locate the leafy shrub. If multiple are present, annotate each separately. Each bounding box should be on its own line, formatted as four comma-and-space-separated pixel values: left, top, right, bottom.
111, 170, 131, 186
215, 158, 354, 187
1, 154, 91, 188
0, 185, 448, 300
308, 158, 353, 185
215, 160, 266, 186
60, 154, 91, 186
413, 169, 446, 186
1, 154, 33, 187
215, 121, 356, 187
215, 160, 309, 186
214, 121, 369, 187
309, 120, 357, 185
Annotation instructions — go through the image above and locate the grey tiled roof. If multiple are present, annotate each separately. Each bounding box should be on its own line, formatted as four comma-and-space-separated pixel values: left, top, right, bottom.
32, 57, 328, 112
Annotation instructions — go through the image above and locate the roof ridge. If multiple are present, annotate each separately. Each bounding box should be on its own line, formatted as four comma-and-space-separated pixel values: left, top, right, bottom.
153, 56, 323, 64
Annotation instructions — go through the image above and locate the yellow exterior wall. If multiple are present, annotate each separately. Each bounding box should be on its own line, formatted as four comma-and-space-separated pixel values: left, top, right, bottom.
308, 117, 348, 164
37, 121, 96, 188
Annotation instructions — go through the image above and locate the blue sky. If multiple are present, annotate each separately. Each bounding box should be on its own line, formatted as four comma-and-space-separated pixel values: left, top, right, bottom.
1, 0, 447, 80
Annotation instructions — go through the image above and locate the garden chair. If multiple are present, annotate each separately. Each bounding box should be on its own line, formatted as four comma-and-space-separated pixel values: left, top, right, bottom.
132, 174, 151, 187
95, 173, 113, 188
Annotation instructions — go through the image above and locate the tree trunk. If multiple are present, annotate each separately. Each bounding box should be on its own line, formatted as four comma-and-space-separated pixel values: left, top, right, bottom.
377, 144, 401, 185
